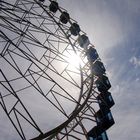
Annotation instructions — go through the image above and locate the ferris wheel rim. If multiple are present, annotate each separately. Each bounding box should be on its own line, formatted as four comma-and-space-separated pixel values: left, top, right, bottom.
30, 1, 94, 138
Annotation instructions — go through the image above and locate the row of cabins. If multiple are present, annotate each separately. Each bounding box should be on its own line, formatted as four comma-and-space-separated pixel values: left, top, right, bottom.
47, 1, 115, 139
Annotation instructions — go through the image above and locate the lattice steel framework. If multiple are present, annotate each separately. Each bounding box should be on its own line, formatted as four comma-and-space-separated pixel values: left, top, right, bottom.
0, 0, 115, 140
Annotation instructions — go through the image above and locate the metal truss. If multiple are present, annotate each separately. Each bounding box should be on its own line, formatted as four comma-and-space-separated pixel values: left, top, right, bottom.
0, 0, 114, 140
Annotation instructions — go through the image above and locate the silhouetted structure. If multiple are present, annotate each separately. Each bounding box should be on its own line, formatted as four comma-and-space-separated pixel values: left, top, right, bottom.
0, 0, 115, 140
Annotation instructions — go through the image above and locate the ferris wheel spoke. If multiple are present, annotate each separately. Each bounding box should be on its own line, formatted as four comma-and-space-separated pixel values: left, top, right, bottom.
1, 48, 81, 119
2, 45, 80, 103
0, 71, 43, 136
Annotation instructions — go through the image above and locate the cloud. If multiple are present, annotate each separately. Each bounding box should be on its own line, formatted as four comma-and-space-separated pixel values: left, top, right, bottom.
129, 56, 140, 68
108, 77, 140, 140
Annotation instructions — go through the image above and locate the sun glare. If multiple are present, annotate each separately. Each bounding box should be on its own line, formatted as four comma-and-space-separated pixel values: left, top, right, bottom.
66, 52, 83, 69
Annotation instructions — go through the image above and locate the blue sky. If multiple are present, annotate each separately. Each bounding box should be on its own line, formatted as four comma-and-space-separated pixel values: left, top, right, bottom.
59, 0, 140, 139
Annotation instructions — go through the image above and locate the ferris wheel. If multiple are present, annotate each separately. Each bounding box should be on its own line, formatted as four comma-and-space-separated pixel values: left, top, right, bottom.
0, 0, 115, 140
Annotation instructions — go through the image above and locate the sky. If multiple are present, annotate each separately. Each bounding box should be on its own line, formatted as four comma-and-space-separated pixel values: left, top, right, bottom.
58, 0, 140, 139
1, 0, 140, 140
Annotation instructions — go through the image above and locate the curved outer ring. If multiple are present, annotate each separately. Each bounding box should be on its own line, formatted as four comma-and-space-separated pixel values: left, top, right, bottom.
32, 1, 94, 139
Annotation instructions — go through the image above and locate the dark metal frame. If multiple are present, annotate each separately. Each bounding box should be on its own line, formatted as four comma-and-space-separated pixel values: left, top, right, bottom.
0, 0, 113, 140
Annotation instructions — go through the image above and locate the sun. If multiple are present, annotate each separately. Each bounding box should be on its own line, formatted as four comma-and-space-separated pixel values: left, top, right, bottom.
64, 51, 83, 69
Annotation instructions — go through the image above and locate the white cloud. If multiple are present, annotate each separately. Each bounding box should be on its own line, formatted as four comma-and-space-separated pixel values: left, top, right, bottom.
129, 56, 140, 67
